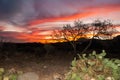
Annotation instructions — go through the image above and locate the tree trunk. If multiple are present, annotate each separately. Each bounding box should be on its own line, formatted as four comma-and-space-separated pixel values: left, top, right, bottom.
73, 44, 76, 54
81, 38, 93, 54
70, 42, 77, 57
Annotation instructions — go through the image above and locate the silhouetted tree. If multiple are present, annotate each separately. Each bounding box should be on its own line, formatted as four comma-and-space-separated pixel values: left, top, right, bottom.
92, 19, 114, 39
82, 19, 116, 53
52, 20, 88, 54
52, 19, 117, 55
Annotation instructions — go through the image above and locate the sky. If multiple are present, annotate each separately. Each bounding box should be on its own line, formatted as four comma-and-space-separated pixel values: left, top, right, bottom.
0, 0, 120, 43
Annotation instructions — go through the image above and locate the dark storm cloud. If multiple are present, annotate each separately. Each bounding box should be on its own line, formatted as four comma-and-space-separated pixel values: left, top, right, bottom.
0, 0, 120, 26
8, 0, 94, 25
10, 0, 79, 25
35, 0, 78, 18
0, 0, 21, 20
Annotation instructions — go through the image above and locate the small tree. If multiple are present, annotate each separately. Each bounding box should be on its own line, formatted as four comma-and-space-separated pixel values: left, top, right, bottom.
52, 19, 117, 54
92, 19, 114, 39
52, 20, 88, 54
81, 19, 116, 53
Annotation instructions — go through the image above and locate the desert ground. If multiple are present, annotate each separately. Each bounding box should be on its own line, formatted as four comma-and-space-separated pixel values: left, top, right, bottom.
0, 50, 74, 80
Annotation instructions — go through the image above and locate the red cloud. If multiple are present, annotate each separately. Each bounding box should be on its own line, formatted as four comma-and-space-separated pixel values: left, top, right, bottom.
84, 4, 120, 13
29, 12, 96, 26
0, 26, 5, 31
28, 4, 120, 27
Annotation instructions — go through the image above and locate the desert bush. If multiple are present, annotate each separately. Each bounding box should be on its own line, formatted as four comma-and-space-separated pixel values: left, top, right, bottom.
65, 50, 120, 80
0, 68, 22, 80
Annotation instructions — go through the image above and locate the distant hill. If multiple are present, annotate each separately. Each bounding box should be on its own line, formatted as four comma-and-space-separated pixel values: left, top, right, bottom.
0, 35, 120, 58
0, 42, 46, 54
51, 35, 120, 54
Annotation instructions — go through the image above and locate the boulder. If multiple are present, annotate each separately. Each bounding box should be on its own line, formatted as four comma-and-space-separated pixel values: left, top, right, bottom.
17, 72, 39, 80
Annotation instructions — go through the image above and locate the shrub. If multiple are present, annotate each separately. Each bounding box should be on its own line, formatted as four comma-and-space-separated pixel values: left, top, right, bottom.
0, 68, 22, 80
65, 50, 120, 80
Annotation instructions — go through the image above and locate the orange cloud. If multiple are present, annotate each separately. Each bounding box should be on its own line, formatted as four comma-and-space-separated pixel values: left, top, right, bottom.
15, 31, 51, 43
1, 25, 119, 43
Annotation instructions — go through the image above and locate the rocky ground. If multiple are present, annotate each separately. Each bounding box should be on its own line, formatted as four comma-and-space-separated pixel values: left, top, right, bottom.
0, 51, 74, 80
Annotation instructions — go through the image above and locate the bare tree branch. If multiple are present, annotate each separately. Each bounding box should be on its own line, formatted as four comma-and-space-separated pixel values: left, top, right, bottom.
52, 19, 117, 55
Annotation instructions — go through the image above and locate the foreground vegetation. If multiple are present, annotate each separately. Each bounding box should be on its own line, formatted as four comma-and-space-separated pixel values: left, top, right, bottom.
65, 50, 120, 80
0, 50, 120, 80
0, 68, 22, 80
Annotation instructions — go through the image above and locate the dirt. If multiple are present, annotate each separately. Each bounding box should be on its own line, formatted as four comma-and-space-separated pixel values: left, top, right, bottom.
0, 51, 74, 80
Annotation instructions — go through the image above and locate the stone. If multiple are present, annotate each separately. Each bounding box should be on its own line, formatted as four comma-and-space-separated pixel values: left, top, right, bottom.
17, 72, 39, 80
53, 73, 62, 80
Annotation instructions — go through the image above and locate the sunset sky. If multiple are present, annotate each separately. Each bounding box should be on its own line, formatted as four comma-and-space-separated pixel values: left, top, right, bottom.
0, 0, 120, 43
